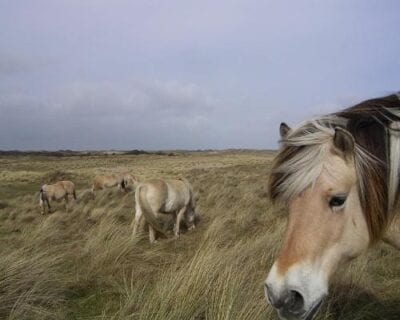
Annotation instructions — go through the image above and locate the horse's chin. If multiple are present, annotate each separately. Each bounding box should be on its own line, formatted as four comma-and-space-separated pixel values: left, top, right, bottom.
302, 298, 324, 320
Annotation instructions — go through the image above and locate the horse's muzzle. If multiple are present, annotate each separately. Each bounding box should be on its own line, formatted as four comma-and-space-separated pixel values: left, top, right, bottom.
265, 283, 323, 320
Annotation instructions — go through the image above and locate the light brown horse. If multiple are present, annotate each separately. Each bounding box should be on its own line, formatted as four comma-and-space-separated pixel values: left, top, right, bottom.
39, 180, 77, 214
122, 173, 139, 190
91, 173, 138, 196
265, 93, 400, 320
132, 178, 196, 243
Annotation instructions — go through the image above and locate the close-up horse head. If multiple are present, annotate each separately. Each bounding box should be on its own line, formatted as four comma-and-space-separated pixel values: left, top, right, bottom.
265, 93, 400, 320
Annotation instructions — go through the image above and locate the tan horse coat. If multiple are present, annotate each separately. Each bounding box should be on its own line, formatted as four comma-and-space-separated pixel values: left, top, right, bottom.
91, 173, 138, 195
40, 180, 76, 214
92, 175, 123, 193
132, 178, 196, 243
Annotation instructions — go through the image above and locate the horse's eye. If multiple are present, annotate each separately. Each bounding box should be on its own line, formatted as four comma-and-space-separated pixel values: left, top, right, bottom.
329, 195, 347, 209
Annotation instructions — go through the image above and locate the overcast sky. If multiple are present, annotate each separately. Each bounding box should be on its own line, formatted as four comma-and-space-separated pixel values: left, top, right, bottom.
0, 1, 399, 150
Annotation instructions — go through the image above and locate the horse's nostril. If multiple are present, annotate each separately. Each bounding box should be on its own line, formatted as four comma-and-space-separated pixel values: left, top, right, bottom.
265, 284, 285, 309
287, 290, 304, 312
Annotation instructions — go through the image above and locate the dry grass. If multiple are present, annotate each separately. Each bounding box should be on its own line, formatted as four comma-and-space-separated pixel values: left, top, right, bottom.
0, 150, 398, 319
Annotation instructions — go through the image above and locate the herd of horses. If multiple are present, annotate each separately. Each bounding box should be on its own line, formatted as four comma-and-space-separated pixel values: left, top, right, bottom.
37, 92, 400, 320
39, 174, 197, 243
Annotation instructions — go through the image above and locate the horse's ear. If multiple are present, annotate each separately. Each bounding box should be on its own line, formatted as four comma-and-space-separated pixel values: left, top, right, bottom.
280, 122, 291, 138
333, 127, 354, 158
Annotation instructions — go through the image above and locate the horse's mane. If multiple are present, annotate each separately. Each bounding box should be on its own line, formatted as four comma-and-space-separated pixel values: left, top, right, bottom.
269, 92, 400, 242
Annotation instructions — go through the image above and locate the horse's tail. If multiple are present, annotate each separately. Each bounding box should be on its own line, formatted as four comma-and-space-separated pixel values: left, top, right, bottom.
179, 177, 195, 207
39, 187, 47, 211
189, 184, 195, 208
73, 190, 77, 200
135, 184, 167, 236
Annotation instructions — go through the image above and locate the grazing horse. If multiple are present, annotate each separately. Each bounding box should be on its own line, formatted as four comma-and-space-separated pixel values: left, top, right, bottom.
39, 180, 77, 214
122, 173, 139, 190
91, 173, 138, 196
264, 93, 400, 320
132, 178, 196, 243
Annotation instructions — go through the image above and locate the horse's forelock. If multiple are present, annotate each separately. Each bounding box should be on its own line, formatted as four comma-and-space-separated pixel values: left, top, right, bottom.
269, 119, 337, 203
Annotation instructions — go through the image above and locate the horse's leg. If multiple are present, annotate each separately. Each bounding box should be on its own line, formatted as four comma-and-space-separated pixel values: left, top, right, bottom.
174, 207, 186, 237
383, 215, 400, 249
149, 224, 157, 243
46, 198, 52, 213
148, 210, 165, 242
64, 194, 69, 212
40, 198, 45, 214
132, 204, 143, 237
172, 211, 178, 235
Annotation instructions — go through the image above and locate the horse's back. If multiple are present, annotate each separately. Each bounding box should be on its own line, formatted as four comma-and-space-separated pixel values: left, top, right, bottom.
59, 180, 75, 192
166, 179, 192, 208
55, 180, 75, 197
93, 175, 119, 189
139, 179, 168, 211
139, 178, 192, 213
41, 180, 73, 199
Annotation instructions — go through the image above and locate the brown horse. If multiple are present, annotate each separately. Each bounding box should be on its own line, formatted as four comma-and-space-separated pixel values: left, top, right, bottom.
265, 93, 400, 320
91, 173, 138, 196
132, 178, 196, 243
39, 180, 77, 214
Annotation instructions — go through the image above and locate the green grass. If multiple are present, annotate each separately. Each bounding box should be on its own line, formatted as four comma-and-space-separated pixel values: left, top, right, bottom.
0, 151, 398, 319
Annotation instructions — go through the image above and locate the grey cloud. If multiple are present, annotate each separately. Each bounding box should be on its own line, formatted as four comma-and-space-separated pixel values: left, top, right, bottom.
0, 80, 220, 150
0, 93, 47, 115
0, 55, 30, 75
0, 54, 49, 76
55, 80, 215, 118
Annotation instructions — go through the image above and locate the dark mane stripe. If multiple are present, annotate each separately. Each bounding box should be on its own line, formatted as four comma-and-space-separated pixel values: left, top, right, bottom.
269, 92, 400, 243
335, 94, 400, 241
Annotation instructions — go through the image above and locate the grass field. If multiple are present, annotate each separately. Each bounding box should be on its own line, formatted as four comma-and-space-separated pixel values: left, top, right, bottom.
0, 150, 398, 320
